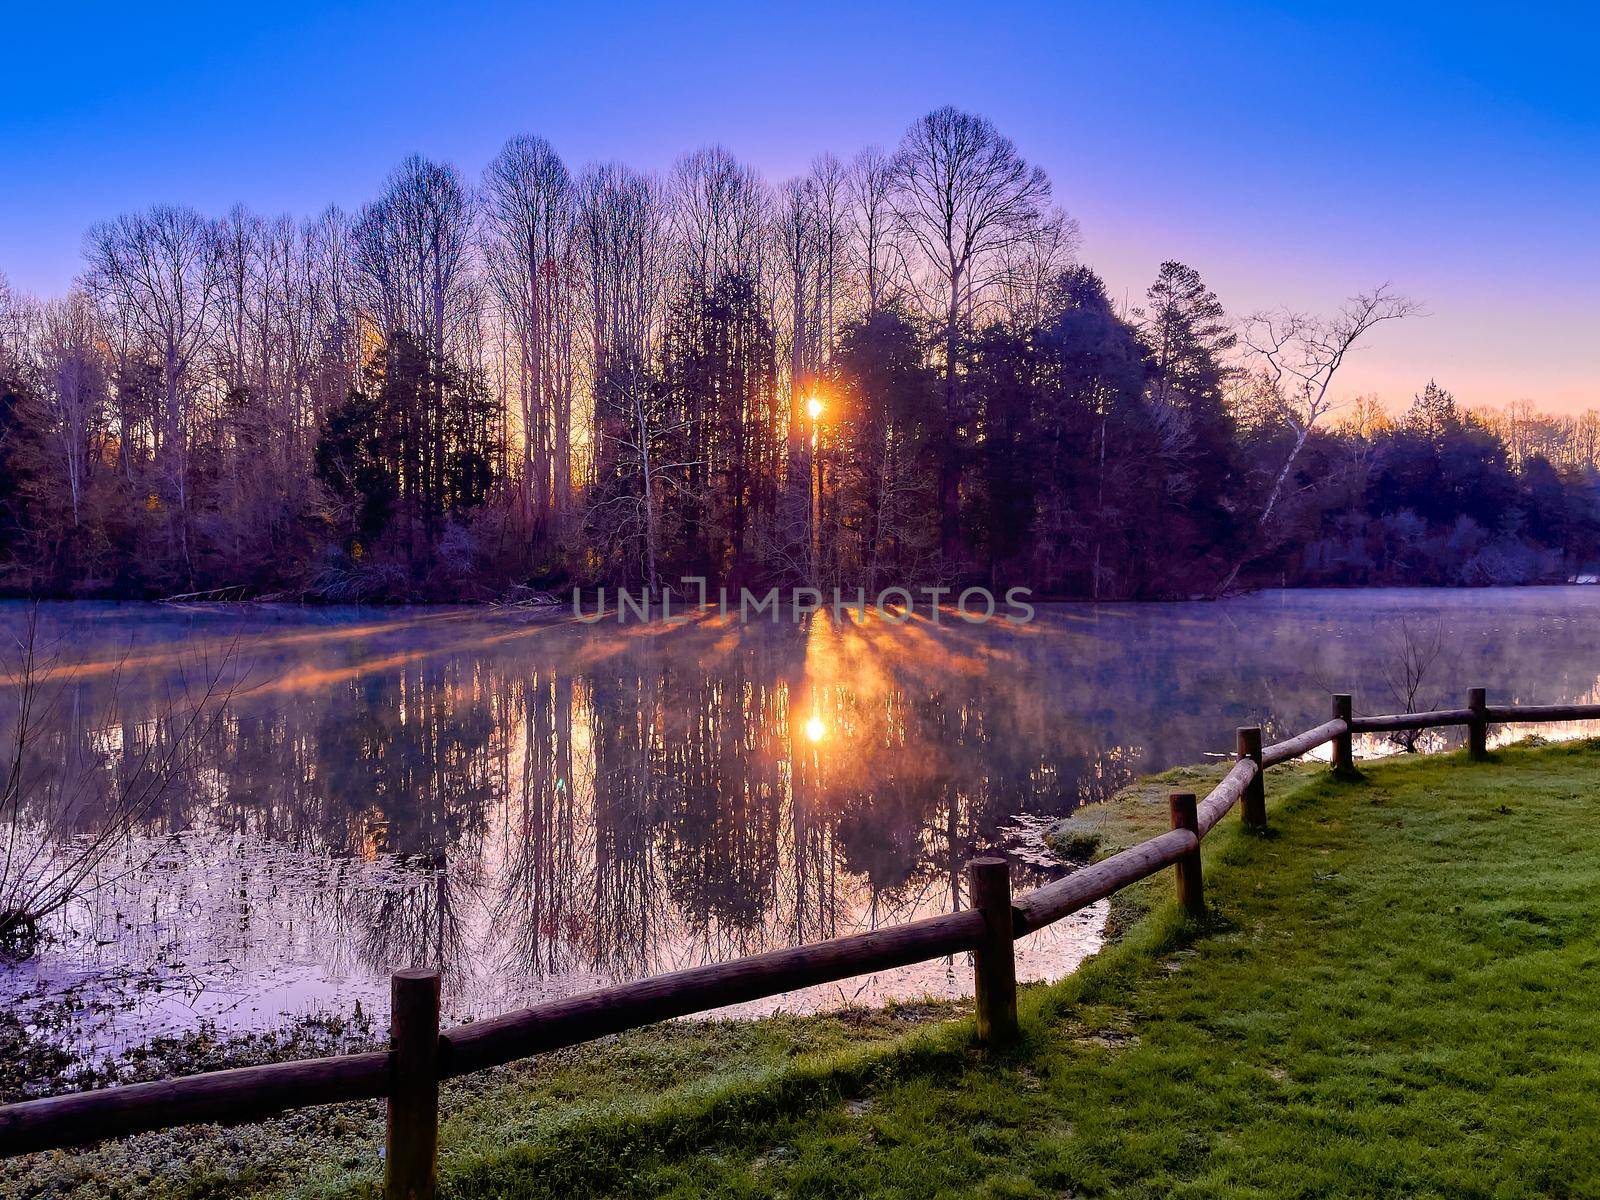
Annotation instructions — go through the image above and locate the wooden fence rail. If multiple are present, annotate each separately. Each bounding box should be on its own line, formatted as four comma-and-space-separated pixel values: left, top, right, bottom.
2, 686, 1595, 1196
438, 909, 988, 1077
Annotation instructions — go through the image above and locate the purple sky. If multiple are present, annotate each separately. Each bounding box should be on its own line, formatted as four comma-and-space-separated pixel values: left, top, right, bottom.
3, 1, 1596, 411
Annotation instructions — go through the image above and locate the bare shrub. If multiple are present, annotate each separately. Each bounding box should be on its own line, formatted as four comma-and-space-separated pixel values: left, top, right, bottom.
0, 608, 237, 959
1379, 615, 1445, 752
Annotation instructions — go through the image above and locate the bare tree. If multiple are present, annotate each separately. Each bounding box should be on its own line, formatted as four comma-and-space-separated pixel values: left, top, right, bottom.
892, 106, 1052, 370
36, 292, 110, 528
804, 153, 848, 366
1241, 284, 1421, 533
303, 205, 361, 421
588, 364, 701, 591
480, 135, 578, 532
352, 155, 478, 363
1336, 393, 1394, 440
0, 272, 25, 371
576, 163, 664, 486
846, 146, 905, 319
213, 204, 264, 400
994, 206, 1080, 328
667, 146, 770, 296
777, 160, 850, 470
84, 205, 222, 577
778, 177, 821, 469
891, 106, 1052, 555
274, 212, 333, 466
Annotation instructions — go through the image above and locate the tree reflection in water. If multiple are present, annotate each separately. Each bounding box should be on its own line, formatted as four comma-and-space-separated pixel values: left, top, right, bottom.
4, 588, 1600, 1048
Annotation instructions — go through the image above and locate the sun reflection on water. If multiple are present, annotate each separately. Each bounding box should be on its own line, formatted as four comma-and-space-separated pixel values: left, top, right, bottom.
10, 591, 1600, 1052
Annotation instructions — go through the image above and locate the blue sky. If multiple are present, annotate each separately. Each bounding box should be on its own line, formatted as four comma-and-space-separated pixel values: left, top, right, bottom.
3, 1, 1596, 409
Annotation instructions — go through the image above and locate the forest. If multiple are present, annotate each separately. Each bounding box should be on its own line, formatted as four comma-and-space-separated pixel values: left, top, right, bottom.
1, 106, 1596, 602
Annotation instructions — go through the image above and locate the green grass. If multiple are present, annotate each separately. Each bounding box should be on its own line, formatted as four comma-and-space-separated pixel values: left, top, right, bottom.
0, 1006, 961, 1199
11, 740, 1600, 1198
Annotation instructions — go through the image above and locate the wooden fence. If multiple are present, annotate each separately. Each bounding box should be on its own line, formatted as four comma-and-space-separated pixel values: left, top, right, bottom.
2, 687, 1597, 1198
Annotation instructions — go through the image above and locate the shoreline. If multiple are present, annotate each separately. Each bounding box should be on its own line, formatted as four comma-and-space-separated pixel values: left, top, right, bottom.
3, 577, 1598, 612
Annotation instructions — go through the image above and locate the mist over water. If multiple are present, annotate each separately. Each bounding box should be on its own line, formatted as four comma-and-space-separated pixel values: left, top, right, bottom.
3, 588, 1598, 1055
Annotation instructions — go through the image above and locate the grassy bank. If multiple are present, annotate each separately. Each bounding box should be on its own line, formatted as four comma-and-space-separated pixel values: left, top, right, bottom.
9, 739, 1600, 1198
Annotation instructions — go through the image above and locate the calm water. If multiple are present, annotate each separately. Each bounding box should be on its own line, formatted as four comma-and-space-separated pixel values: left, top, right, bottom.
3, 588, 1599, 1053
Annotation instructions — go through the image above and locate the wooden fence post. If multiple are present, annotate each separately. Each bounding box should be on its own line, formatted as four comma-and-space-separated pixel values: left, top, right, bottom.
1237, 726, 1266, 831
1168, 792, 1204, 917
1468, 687, 1488, 760
1331, 694, 1354, 777
385, 968, 441, 1200
968, 857, 1019, 1046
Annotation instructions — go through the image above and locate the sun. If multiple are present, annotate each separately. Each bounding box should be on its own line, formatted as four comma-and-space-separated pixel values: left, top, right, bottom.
806, 395, 824, 421
804, 713, 826, 743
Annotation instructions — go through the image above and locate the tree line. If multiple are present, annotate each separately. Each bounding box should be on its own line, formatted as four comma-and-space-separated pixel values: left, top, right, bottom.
0, 106, 1595, 601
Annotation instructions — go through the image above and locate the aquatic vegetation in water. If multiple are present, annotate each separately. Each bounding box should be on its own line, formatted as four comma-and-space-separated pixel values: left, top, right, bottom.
0, 996, 380, 1103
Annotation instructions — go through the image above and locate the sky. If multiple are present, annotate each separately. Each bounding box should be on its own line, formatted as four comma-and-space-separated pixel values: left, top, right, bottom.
2, 0, 1596, 411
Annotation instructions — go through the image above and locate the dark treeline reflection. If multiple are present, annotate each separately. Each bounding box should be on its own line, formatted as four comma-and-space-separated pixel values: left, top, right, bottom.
5, 589, 1600, 1039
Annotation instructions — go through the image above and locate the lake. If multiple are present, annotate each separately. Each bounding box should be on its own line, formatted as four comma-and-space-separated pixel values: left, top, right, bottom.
3, 587, 1599, 1055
